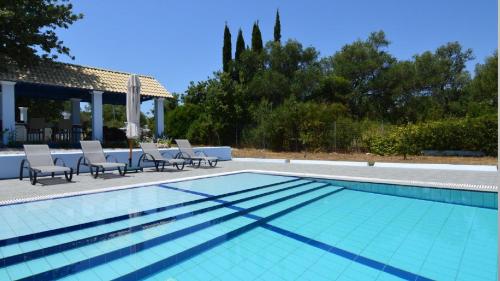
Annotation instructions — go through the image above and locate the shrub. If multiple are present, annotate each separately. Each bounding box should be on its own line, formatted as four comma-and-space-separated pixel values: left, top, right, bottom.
243, 99, 353, 152
365, 115, 498, 156
165, 104, 202, 140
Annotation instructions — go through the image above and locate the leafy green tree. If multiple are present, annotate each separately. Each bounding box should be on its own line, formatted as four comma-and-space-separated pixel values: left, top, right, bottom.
251, 21, 263, 53
235, 29, 245, 62
237, 48, 263, 83
164, 93, 180, 111
16, 97, 66, 123
329, 31, 396, 119
274, 9, 281, 43
103, 104, 126, 128
183, 80, 209, 104
0, 0, 83, 67
414, 42, 473, 114
468, 51, 497, 107
312, 74, 351, 104
165, 103, 202, 139
222, 23, 232, 72
167, 24, 498, 153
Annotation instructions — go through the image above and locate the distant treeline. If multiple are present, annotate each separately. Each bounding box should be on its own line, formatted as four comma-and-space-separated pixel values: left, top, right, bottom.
165, 10, 498, 156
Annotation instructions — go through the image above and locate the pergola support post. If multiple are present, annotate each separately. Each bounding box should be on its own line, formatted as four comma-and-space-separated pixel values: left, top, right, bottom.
154, 97, 164, 137
91, 91, 103, 141
1, 81, 16, 145
70, 98, 81, 125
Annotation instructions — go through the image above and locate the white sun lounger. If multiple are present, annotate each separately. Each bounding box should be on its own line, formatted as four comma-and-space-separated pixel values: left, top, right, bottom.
77, 141, 127, 178
20, 144, 73, 185
138, 142, 186, 171
174, 139, 218, 168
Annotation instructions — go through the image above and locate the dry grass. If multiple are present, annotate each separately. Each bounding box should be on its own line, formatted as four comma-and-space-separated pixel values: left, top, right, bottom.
232, 148, 498, 165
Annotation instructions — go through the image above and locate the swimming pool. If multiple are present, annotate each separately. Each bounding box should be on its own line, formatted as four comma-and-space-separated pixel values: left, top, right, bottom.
0, 172, 497, 280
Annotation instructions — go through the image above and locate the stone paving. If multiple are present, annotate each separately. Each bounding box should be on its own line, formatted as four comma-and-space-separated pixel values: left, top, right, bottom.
0, 160, 497, 203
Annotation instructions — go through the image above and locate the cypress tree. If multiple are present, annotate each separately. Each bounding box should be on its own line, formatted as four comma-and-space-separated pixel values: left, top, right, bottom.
251, 21, 263, 53
274, 9, 281, 43
235, 29, 245, 61
222, 23, 232, 72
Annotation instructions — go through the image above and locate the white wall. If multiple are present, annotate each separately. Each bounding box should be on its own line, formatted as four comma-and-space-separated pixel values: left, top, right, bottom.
10, 146, 231, 180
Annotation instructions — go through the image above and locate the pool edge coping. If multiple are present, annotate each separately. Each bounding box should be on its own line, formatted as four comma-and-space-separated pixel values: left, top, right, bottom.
0, 169, 496, 207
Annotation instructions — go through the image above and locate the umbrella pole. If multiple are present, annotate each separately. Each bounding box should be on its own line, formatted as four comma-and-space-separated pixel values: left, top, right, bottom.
128, 139, 133, 167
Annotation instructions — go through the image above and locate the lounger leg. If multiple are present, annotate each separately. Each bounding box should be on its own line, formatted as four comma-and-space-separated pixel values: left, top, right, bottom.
30, 171, 37, 185
51, 172, 55, 178
93, 167, 99, 179
137, 155, 145, 171
76, 157, 83, 175
161, 162, 165, 172
65, 168, 73, 182
176, 163, 185, 171
19, 159, 26, 181
28, 169, 32, 183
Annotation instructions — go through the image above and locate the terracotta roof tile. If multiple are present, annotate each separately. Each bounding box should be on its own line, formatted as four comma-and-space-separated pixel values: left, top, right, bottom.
0, 61, 172, 98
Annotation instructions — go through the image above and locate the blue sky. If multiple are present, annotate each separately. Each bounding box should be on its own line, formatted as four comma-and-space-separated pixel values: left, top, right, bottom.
57, 0, 497, 112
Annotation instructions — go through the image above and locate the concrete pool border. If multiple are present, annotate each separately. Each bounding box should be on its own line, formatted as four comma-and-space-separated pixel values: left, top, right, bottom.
0, 168, 496, 207
233, 157, 498, 172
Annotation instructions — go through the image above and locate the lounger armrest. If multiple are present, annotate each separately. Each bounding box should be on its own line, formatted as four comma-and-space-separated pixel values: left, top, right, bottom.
105, 154, 119, 163
140, 153, 156, 162
77, 156, 90, 165
53, 158, 67, 167
20, 159, 31, 170
175, 151, 189, 159
19, 159, 31, 181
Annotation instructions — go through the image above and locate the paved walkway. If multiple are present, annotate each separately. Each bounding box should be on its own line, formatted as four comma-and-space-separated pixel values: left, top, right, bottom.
0, 160, 497, 203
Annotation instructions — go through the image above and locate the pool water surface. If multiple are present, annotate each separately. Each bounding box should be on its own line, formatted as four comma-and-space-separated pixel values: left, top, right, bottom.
0, 172, 496, 281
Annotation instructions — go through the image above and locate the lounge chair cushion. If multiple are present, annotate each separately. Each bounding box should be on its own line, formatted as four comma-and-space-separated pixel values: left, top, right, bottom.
31, 165, 71, 173
91, 162, 126, 169
192, 156, 218, 162
24, 145, 55, 167
80, 141, 108, 163
165, 158, 186, 164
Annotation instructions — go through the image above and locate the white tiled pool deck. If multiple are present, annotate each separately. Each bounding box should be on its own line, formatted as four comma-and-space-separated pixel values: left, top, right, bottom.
0, 160, 497, 204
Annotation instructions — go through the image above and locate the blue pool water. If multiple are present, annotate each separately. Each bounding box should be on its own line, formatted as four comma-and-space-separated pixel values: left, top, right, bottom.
0, 172, 497, 280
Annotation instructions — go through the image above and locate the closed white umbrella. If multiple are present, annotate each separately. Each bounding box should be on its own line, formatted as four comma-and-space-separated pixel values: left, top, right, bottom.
126, 74, 141, 166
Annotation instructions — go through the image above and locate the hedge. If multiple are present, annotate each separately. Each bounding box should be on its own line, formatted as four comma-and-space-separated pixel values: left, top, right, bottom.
364, 115, 498, 156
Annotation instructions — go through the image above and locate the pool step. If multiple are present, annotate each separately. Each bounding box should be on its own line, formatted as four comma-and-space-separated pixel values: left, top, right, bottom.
0, 179, 314, 269
0, 178, 303, 247
0, 181, 338, 280
63, 185, 344, 281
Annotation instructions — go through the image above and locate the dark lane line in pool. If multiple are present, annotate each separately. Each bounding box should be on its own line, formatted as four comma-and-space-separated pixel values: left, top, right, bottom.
15, 183, 332, 281
260, 224, 433, 281
111, 187, 345, 281
0, 178, 301, 247
0, 180, 316, 268
168, 186, 434, 281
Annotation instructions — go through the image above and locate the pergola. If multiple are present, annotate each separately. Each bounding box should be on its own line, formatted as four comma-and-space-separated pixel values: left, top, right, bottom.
0, 61, 172, 144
